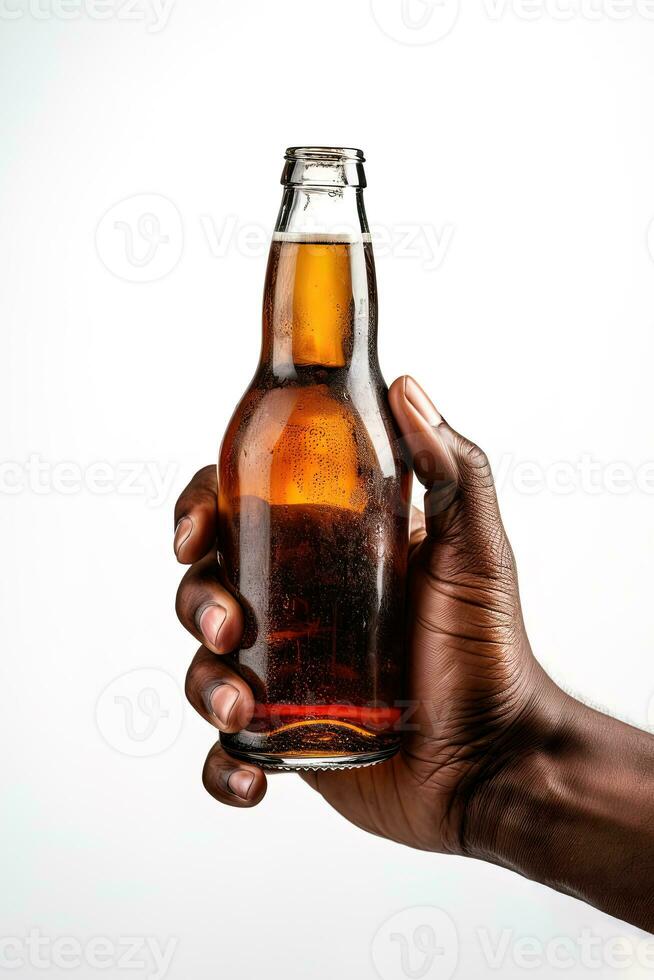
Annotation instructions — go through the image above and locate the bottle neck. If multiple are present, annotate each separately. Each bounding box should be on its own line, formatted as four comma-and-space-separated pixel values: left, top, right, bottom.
262, 183, 377, 378
275, 183, 371, 240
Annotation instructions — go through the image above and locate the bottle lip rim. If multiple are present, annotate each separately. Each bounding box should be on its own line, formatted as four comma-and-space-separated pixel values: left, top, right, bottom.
285, 146, 365, 163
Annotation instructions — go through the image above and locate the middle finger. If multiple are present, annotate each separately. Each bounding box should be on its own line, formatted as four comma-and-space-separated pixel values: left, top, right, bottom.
176, 553, 245, 655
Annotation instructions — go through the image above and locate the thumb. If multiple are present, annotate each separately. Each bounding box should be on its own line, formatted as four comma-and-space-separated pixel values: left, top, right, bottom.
388, 376, 511, 579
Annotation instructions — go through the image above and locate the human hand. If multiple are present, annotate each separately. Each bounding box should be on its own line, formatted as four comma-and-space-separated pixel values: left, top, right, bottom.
174, 375, 558, 853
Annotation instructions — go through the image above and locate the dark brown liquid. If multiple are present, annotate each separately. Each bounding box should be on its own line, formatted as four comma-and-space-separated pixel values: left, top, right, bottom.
218, 240, 410, 766
221, 496, 407, 761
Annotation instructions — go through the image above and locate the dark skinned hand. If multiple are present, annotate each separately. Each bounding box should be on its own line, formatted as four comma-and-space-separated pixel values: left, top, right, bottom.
174, 375, 557, 854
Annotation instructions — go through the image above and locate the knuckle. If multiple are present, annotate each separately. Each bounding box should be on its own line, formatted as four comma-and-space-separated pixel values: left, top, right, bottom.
176, 464, 217, 516
185, 653, 222, 712
193, 465, 218, 504
201, 745, 221, 794
184, 659, 199, 706
201, 756, 213, 793
435, 511, 517, 594
175, 576, 193, 623
175, 566, 216, 627
175, 581, 185, 621
195, 464, 215, 481
460, 439, 493, 488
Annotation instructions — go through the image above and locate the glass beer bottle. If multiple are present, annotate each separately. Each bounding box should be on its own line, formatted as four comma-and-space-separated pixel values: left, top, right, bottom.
218, 147, 411, 769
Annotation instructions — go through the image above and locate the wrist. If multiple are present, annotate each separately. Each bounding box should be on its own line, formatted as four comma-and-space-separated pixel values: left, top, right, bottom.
461, 676, 654, 931
459, 666, 571, 864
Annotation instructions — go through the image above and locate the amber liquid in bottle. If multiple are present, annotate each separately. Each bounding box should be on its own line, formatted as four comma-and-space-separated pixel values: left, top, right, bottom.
218, 149, 410, 769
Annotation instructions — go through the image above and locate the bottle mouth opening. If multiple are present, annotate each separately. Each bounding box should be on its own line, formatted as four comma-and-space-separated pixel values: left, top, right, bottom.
285, 146, 365, 163
282, 147, 366, 188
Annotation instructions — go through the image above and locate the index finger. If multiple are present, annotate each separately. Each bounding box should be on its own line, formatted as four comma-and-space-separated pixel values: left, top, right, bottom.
173, 464, 219, 564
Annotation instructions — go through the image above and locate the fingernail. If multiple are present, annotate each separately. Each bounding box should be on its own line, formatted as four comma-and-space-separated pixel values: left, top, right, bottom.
174, 517, 193, 558
404, 376, 443, 428
227, 769, 254, 800
199, 603, 227, 648
210, 684, 240, 727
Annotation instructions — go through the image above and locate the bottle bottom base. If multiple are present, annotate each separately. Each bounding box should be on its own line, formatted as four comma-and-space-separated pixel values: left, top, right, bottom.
221, 707, 401, 769
222, 743, 400, 771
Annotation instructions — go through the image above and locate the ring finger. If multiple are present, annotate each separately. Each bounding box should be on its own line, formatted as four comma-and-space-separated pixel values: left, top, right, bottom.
185, 645, 255, 733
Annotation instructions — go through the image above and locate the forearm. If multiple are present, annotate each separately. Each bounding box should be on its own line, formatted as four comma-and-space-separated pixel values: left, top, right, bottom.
464, 690, 654, 932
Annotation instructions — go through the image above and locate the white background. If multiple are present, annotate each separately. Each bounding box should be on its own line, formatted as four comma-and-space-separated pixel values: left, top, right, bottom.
2, 1, 654, 977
